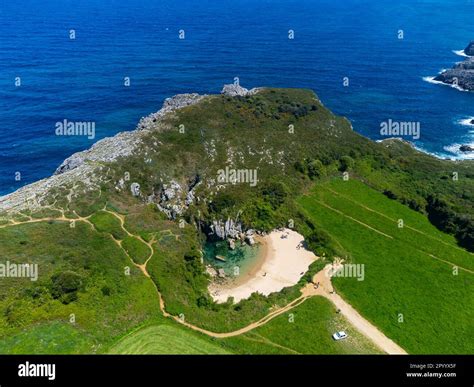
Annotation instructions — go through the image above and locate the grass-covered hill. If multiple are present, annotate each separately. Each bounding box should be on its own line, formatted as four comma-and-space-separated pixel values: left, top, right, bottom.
106, 88, 473, 249
0, 87, 472, 354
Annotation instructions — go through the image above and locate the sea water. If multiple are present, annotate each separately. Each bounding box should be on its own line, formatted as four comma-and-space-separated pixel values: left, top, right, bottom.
203, 239, 262, 278
1, 0, 474, 196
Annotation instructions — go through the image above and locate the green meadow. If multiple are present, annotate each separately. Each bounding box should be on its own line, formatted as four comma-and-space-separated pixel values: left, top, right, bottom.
109, 324, 228, 354
298, 178, 474, 354
220, 296, 382, 354
0, 221, 161, 353
110, 297, 382, 355
0, 88, 472, 355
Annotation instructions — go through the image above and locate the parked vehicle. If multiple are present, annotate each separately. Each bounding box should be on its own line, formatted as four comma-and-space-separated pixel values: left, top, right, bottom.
332, 331, 348, 341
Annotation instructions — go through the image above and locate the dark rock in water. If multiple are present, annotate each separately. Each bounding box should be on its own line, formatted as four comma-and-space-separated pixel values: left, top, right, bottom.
434, 57, 474, 91
459, 144, 474, 152
470, 119, 474, 125
464, 41, 474, 56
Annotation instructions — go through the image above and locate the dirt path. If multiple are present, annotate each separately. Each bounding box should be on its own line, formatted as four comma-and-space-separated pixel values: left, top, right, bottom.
302, 264, 407, 355
165, 294, 310, 338
0, 207, 407, 353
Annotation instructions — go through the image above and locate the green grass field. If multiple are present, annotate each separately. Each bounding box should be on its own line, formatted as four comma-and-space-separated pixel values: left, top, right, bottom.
89, 211, 126, 240
109, 297, 381, 355
109, 324, 228, 354
0, 221, 161, 353
121, 236, 151, 265
220, 296, 382, 354
0, 322, 96, 354
298, 178, 474, 354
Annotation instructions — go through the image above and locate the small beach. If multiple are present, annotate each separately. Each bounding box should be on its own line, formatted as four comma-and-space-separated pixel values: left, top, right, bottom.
209, 229, 318, 303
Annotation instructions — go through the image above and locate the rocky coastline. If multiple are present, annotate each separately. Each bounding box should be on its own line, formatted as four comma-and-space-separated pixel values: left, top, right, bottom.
0, 84, 261, 218
434, 41, 474, 91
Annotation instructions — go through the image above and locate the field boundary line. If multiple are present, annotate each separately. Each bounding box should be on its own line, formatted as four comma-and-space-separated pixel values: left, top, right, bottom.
310, 198, 394, 239
323, 185, 474, 256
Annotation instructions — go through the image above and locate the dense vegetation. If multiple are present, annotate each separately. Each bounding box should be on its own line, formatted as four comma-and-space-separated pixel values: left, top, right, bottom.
0, 221, 161, 353
0, 88, 471, 354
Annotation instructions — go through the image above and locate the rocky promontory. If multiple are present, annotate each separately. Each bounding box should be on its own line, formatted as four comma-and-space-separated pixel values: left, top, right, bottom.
0, 86, 242, 213
434, 56, 474, 91
464, 41, 474, 56
0, 84, 268, 215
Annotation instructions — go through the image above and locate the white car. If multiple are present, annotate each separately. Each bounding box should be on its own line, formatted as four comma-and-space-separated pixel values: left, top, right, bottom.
332, 331, 348, 341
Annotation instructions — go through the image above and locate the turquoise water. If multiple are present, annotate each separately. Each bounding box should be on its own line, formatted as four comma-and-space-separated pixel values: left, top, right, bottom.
203, 240, 261, 277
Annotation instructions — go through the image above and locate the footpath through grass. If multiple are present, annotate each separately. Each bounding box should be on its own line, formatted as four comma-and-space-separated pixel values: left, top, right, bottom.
220, 296, 382, 354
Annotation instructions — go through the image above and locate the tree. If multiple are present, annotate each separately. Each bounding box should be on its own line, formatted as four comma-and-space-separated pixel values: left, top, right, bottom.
307, 159, 325, 179
261, 181, 289, 209
50, 271, 83, 304
339, 155, 355, 172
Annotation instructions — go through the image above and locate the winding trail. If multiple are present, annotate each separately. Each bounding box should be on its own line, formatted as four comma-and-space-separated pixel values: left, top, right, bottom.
166, 294, 310, 339
0, 205, 407, 354
302, 265, 407, 355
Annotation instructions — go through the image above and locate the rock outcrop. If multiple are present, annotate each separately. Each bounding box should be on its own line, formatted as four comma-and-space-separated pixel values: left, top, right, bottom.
434, 45, 474, 91
221, 84, 261, 97
434, 57, 474, 91
0, 90, 215, 213
55, 131, 144, 175
459, 144, 474, 152
136, 93, 206, 131
210, 218, 243, 240
464, 41, 474, 56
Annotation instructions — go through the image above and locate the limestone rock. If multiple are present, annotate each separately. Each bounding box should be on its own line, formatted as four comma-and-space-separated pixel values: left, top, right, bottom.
434, 56, 474, 91
221, 84, 261, 97
130, 182, 141, 197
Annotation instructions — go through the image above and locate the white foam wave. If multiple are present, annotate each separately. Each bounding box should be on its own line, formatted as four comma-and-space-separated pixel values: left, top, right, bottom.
422, 76, 469, 92
453, 49, 469, 57
458, 117, 474, 127
411, 142, 474, 161
442, 142, 474, 159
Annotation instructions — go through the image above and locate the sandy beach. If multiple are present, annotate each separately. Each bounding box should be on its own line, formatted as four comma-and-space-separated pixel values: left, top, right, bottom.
209, 229, 318, 303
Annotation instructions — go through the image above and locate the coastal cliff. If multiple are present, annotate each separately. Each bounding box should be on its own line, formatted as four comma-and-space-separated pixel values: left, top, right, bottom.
434, 41, 474, 91
0, 85, 255, 214
0, 85, 472, 252
0, 85, 472, 355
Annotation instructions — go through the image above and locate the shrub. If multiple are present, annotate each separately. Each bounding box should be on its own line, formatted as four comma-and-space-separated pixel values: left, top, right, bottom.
261, 181, 289, 209
307, 159, 325, 179
339, 155, 355, 172
50, 271, 83, 304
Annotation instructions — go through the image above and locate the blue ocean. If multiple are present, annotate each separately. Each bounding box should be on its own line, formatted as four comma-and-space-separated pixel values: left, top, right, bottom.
1, 0, 473, 196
